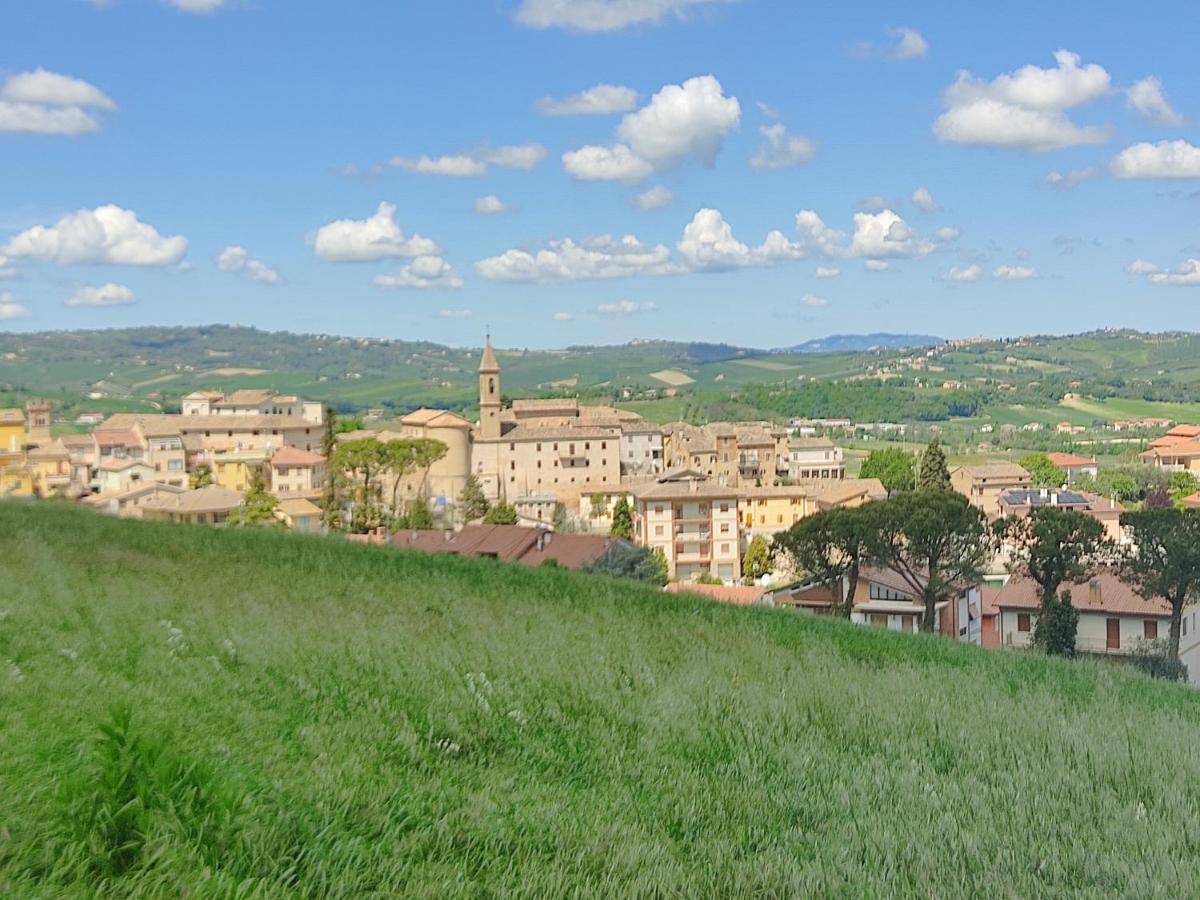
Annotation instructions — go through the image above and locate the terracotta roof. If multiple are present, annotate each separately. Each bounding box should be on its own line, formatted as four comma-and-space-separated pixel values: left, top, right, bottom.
400, 408, 473, 429
393, 524, 540, 562
1142, 441, 1200, 460
518, 533, 619, 569
739, 484, 809, 499
0, 408, 24, 424
276, 497, 322, 517
83, 482, 186, 505
97, 458, 154, 472
1045, 452, 1095, 468
27, 439, 70, 460
993, 570, 1170, 616
100, 413, 315, 433
142, 485, 244, 514
665, 582, 768, 606
952, 463, 1032, 480
489, 424, 621, 442
632, 477, 739, 501
511, 398, 579, 412
811, 478, 887, 508
270, 446, 325, 466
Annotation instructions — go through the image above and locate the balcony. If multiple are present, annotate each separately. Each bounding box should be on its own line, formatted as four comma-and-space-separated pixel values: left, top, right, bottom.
674, 542, 711, 562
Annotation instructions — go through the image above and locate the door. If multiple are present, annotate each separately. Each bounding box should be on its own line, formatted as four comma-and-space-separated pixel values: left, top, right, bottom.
1106, 618, 1120, 650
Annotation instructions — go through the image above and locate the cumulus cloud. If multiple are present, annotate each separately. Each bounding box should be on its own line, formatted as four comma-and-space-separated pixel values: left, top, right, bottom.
0, 68, 115, 135
1125, 259, 1160, 275
1111, 140, 1200, 179
438, 308, 473, 319
1126, 77, 1183, 127
167, 0, 226, 11
1045, 166, 1101, 189
514, 0, 731, 32
677, 208, 807, 271
794, 210, 845, 258
750, 123, 815, 170
217, 245, 281, 284
475, 195, 510, 215
1149, 259, 1200, 286
993, 264, 1038, 280
597, 299, 657, 316
66, 282, 135, 306
634, 185, 673, 210
933, 50, 1112, 151
852, 26, 928, 61
942, 264, 983, 282
390, 144, 546, 176
799, 294, 828, 307
312, 202, 439, 262
476, 234, 677, 283
814, 266, 840, 278
850, 209, 935, 258
617, 75, 739, 166
553, 311, 574, 321
373, 256, 464, 290
537, 84, 638, 116
562, 144, 654, 183
0, 292, 31, 320
3, 205, 187, 266
864, 259, 890, 271
911, 186, 940, 212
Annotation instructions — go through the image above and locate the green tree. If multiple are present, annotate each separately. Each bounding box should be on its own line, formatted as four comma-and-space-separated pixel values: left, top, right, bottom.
460, 475, 490, 522
609, 496, 634, 539
868, 490, 988, 632
994, 508, 1109, 656
1118, 508, 1200, 661
1019, 453, 1065, 489
742, 534, 774, 583
188, 464, 213, 490
774, 505, 874, 618
917, 439, 952, 492
859, 447, 915, 493
1169, 471, 1199, 508
398, 498, 434, 530
227, 468, 280, 528
590, 494, 608, 520
332, 438, 390, 533
583, 543, 668, 586
382, 438, 446, 516
320, 407, 346, 530
483, 501, 519, 525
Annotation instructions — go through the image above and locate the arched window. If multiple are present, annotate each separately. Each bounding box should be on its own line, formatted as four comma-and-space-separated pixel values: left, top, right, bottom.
488, 377, 495, 395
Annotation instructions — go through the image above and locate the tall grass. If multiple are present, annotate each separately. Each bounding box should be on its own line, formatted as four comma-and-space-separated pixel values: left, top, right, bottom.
3, 503, 1200, 896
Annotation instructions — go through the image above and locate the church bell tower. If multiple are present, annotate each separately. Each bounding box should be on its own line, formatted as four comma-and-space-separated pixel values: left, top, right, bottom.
478, 334, 501, 440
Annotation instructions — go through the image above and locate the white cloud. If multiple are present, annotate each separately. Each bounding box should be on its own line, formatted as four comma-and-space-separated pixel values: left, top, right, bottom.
312, 202, 439, 262
993, 264, 1038, 280
799, 294, 828, 307
864, 259, 890, 271
1126, 77, 1183, 127
942, 264, 982, 282
597, 299, 657, 316
475, 195, 510, 215
390, 144, 545, 177
853, 26, 928, 61
0, 68, 115, 136
756, 100, 779, 119
562, 144, 654, 183
935, 226, 960, 242
0, 256, 14, 279
66, 283, 135, 306
634, 185, 673, 210
1149, 259, 1200, 286
1111, 140, 1200, 179
1125, 259, 1160, 275
850, 209, 934, 258
933, 50, 1112, 151
750, 123, 814, 170
438, 308, 474, 319
476, 234, 677, 283
514, 0, 730, 32
553, 311, 574, 321
4, 205, 186, 266
167, 0, 226, 11
216, 246, 280, 284
677, 208, 806, 271
0, 292, 31, 320
814, 266, 840, 278
911, 186, 940, 212
794, 210, 845, 258
617, 74, 740, 166
373, 255, 464, 290
537, 84, 638, 116
1045, 166, 1101, 189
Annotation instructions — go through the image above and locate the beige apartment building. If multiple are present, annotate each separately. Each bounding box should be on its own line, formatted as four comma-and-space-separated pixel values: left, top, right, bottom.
182, 389, 323, 423
786, 436, 845, 480
267, 446, 327, 497
662, 422, 790, 487
631, 470, 741, 582
950, 462, 1033, 519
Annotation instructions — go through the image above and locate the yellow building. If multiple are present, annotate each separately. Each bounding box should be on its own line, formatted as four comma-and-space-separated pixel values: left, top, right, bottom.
274, 497, 324, 532
212, 450, 267, 492
738, 484, 812, 543
28, 439, 72, 497
0, 408, 24, 454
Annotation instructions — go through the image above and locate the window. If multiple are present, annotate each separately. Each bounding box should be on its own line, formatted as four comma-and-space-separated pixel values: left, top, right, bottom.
1017, 613, 1031, 633
719, 502, 729, 513
655, 505, 663, 514
601, 442, 607, 450
536, 444, 542, 451
720, 543, 730, 554
870, 584, 910, 602
720, 523, 730, 534
655, 525, 664, 536
1144, 620, 1158, 640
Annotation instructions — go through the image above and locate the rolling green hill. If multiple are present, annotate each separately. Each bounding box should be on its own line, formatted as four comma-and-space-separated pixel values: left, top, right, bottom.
3, 503, 1200, 895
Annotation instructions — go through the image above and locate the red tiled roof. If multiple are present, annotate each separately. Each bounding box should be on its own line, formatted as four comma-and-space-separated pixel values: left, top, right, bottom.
1045, 452, 1095, 468
519, 534, 617, 569
993, 570, 1170, 616
270, 446, 325, 466
665, 582, 767, 606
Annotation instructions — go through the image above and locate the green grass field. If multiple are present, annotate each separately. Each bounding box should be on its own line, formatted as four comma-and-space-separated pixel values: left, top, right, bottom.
4, 504, 1200, 895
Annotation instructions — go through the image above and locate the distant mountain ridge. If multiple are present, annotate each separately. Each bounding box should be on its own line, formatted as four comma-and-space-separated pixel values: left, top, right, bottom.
774, 333, 944, 354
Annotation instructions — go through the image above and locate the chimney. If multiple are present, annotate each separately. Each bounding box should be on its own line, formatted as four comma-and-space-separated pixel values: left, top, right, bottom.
1089, 579, 1101, 606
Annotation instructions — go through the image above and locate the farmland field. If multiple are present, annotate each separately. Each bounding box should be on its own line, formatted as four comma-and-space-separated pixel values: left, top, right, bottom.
4, 503, 1200, 896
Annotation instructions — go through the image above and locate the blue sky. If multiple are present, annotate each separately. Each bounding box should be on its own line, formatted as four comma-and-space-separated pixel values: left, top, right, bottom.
2, 0, 1200, 349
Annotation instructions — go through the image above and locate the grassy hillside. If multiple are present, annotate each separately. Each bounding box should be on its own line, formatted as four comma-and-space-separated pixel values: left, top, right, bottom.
3, 504, 1200, 895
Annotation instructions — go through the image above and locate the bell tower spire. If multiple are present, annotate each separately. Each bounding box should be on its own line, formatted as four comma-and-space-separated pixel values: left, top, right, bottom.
478, 332, 501, 440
